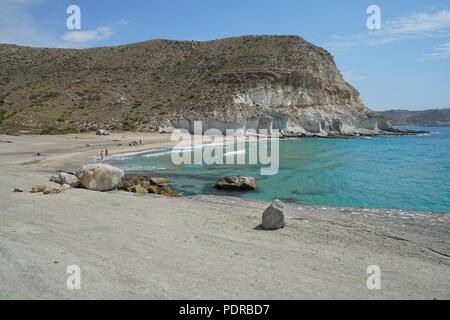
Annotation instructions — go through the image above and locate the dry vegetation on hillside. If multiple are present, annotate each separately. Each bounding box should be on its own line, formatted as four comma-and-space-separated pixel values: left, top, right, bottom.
0, 35, 358, 134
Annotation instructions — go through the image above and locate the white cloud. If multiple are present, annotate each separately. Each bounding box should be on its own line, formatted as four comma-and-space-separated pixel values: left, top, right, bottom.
382, 10, 450, 35
422, 42, 450, 59
0, 0, 115, 48
118, 19, 129, 25
61, 27, 114, 43
0, 0, 61, 47
366, 37, 397, 46
325, 9, 450, 51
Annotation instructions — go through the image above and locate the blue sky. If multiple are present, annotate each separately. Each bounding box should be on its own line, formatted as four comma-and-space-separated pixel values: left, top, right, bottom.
1, 0, 450, 111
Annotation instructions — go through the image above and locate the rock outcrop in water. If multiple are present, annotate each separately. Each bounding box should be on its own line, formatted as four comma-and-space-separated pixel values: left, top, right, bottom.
0, 35, 399, 136
214, 175, 257, 190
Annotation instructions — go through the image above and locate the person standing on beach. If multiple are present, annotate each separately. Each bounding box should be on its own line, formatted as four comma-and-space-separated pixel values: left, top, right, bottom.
100, 150, 104, 160
105, 148, 109, 157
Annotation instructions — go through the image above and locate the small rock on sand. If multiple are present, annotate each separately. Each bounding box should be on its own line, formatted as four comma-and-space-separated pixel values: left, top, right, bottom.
61, 184, 71, 190
13, 188, 23, 193
31, 185, 46, 193
43, 186, 62, 195
50, 172, 80, 188
262, 199, 285, 230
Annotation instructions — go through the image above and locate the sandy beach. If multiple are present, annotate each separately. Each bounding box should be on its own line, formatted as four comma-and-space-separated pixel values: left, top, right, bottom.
0, 132, 449, 299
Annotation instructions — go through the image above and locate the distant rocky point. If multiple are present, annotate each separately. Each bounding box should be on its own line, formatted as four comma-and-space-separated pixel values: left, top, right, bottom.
378, 108, 450, 127
0, 35, 414, 136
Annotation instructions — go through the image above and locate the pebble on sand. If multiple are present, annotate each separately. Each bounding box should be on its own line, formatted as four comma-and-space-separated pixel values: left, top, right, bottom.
31, 185, 46, 193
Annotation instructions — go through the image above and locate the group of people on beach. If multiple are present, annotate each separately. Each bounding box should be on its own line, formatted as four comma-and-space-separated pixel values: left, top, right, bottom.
129, 139, 143, 147
99, 138, 143, 160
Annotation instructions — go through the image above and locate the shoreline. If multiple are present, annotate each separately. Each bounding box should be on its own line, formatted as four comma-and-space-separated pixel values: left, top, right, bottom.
0, 132, 449, 299
94, 132, 448, 215
3, 131, 448, 214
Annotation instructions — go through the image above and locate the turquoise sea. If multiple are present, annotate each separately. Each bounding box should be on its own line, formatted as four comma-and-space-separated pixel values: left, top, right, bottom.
107, 127, 450, 213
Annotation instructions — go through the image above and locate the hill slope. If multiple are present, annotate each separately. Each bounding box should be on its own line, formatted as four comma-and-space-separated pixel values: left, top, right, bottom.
379, 109, 450, 127
0, 35, 393, 135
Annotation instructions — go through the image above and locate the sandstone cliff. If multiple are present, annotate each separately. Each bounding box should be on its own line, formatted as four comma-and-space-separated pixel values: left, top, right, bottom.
0, 35, 394, 135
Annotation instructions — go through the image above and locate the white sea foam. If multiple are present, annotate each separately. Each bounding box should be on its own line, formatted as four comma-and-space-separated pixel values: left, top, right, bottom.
224, 149, 246, 157
107, 148, 169, 160
143, 150, 173, 157
104, 139, 250, 163
121, 165, 166, 171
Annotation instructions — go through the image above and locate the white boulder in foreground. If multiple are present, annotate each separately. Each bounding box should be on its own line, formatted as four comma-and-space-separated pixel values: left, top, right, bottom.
262, 199, 285, 230
75, 163, 124, 191
50, 172, 80, 188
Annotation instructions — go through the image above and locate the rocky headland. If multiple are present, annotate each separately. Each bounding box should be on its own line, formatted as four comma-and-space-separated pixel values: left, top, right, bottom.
0, 35, 424, 137
378, 108, 450, 127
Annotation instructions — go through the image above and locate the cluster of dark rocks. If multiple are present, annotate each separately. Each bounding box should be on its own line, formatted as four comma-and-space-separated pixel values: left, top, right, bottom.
120, 175, 177, 197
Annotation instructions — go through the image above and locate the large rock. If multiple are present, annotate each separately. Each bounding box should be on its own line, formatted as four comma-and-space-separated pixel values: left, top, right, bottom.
146, 184, 177, 197
214, 175, 256, 190
75, 164, 124, 191
50, 172, 80, 188
262, 199, 285, 230
149, 177, 168, 186
121, 176, 144, 191
157, 185, 177, 197
131, 184, 148, 194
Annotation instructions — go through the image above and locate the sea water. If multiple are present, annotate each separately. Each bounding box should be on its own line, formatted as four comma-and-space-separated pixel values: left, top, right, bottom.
106, 127, 450, 213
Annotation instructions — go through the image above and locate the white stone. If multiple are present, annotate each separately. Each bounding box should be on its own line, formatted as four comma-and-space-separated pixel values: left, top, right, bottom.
75, 164, 124, 191
50, 172, 80, 188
